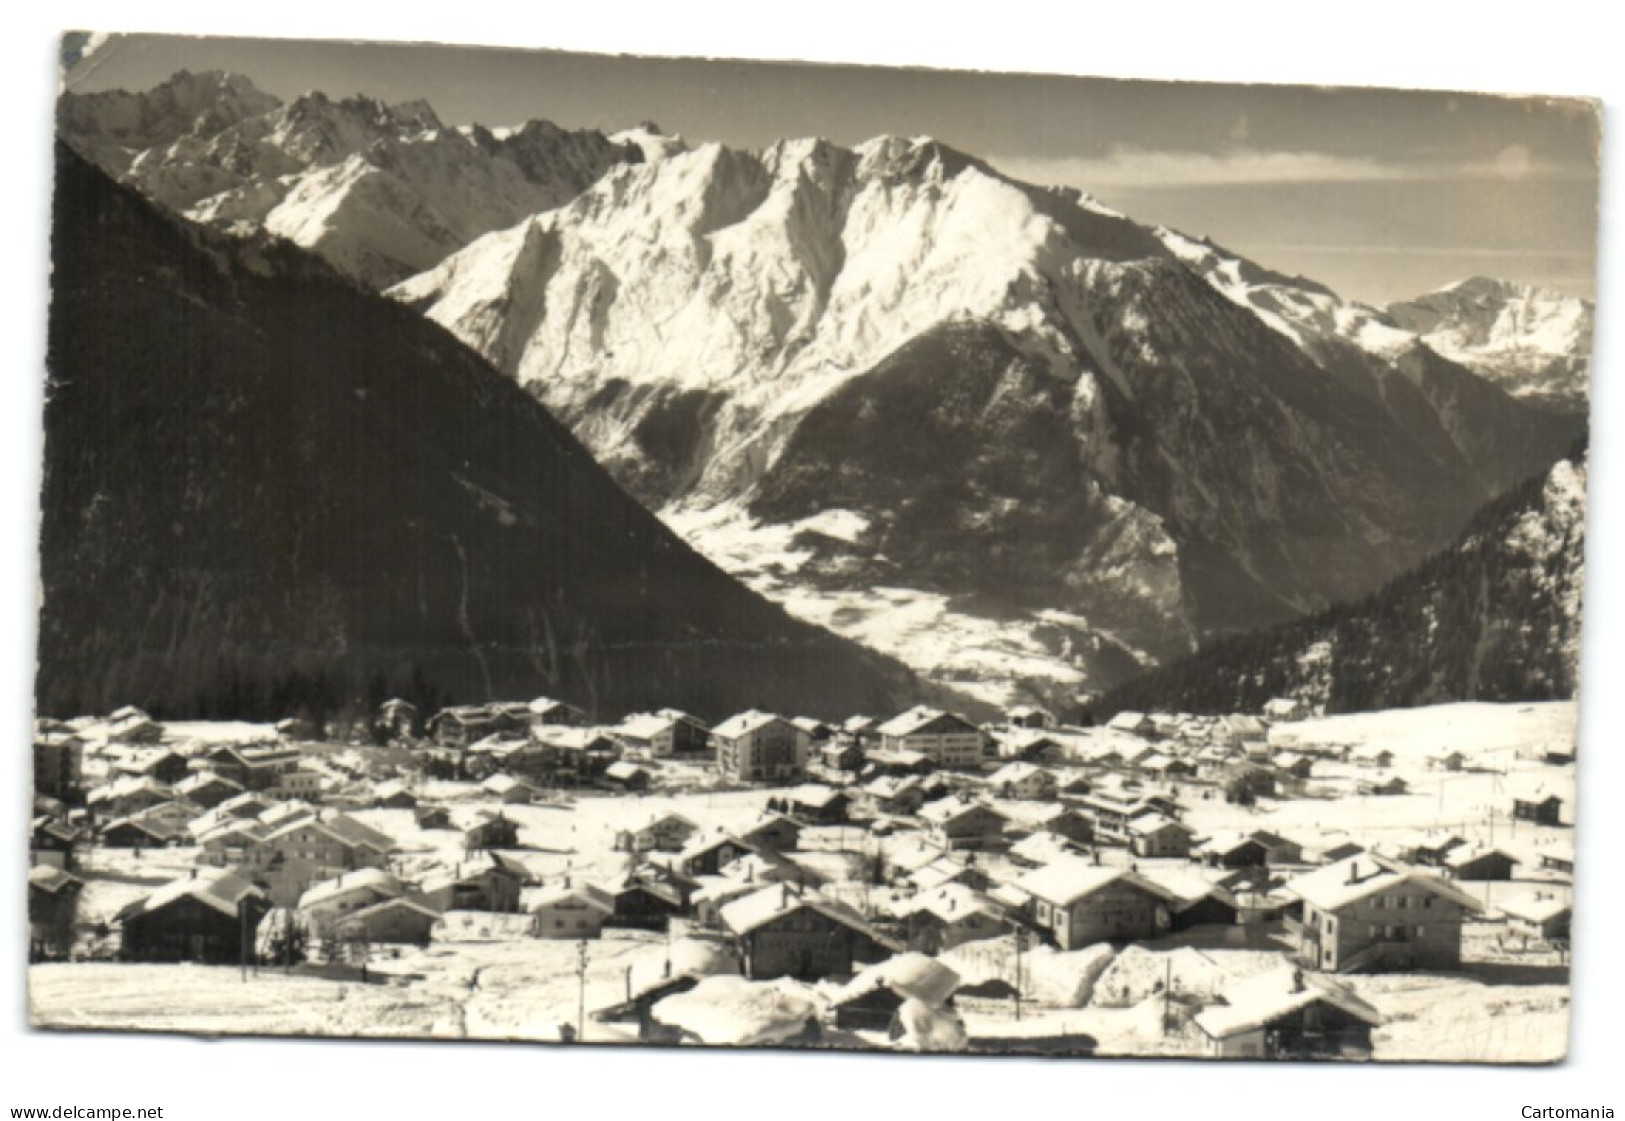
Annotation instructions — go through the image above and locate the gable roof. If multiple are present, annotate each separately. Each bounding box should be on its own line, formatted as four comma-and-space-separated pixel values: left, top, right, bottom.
876, 706, 979, 738
712, 710, 792, 739
118, 869, 265, 922
918, 798, 1007, 827
1012, 856, 1181, 908
1286, 856, 1483, 913
1194, 968, 1382, 1040
719, 884, 896, 948
297, 867, 402, 910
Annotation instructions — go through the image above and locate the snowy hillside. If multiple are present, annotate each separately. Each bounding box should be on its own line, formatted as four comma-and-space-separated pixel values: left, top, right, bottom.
58, 72, 644, 288
1387, 277, 1592, 415
392, 133, 1580, 705
1101, 445, 1588, 715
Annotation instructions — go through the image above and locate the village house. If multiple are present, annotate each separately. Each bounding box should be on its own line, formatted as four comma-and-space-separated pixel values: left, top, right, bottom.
427, 704, 531, 748
297, 867, 405, 939
1005, 704, 1057, 731
719, 883, 898, 981
618, 812, 701, 854
269, 767, 325, 801
601, 873, 686, 931
256, 811, 393, 873
988, 761, 1057, 801
87, 776, 175, 820
1262, 697, 1312, 723
28, 864, 84, 959
993, 728, 1064, 763
102, 706, 165, 744
200, 745, 305, 792
779, 784, 850, 825
1196, 831, 1271, 869
601, 760, 653, 793
1105, 711, 1153, 737
376, 698, 420, 740
1008, 830, 1084, 869
738, 813, 803, 855
818, 740, 866, 773
422, 852, 526, 913
117, 868, 270, 964
1249, 830, 1306, 867
110, 748, 192, 786
865, 747, 934, 777
331, 896, 440, 947
1013, 858, 1181, 950
1538, 842, 1574, 877
875, 706, 987, 769
1350, 745, 1395, 770
414, 804, 453, 830
1428, 749, 1468, 772
1287, 855, 1482, 973
919, 798, 1010, 852
30, 814, 83, 871
614, 710, 710, 758
1271, 752, 1315, 780
1512, 786, 1566, 827
1194, 968, 1382, 1059
463, 812, 521, 852
1034, 805, 1095, 847
1216, 714, 1269, 750
842, 715, 880, 748
98, 816, 180, 849
1497, 890, 1571, 943
532, 726, 620, 785
370, 779, 417, 810
482, 772, 543, 805
675, 833, 762, 879
1127, 814, 1195, 859
33, 732, 85, 801
894, 883, 1006, 954
1442, 844, 1519, 882
173, 772, 245, 810
712, 710, 809, 783
1140, 867, 1241, 932
1356, 773, 1409, 797
528, 697, 587, 727
528, 883, 615, 939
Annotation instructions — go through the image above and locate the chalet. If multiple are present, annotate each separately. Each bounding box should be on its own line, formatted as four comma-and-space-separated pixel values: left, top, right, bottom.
1105, 711, 1153, 737
738, 813, 803, 855
528, 697, 587, 727
533, 726, 621, 784
256, 812, 393, 873
269, 768, 325, 801
719, 883, 899, 981
1428, 750, 1468, 772
895, 884, 1005, 954
173, 772, 244, 810
99, 816, 179, 849
130, 798, 204, 834
818, 741, 865, 773
993, 729, 1063, 763
1194, 968, 1382, 1059
1141, 867, 1240, 931
28, 864, 84, 959
195, 820, 267, 865
422, 853, 526, 913
1196, 832, 1270, 869
1034, 805, 1095, 846
875, 706, 987, 769
1140, 753, 1196, 781
1538, 842, 1574, 876
988, 762, 1056, 801
1497, 890, 1571, 942
1127, 814, 1195, 859
1262, 698, 1311, 723
463, 812, 521, 852
1249, 830, 1305, 866
30, 815, 82, 870
111, 749, 191, 786
1005, 705, 1057, 730
103, 707, 164, 744
614, 711, 710, 758
830, 953, 961, 1032
1008, 830, 1083, 868
865, 748, 934, 777
371, 780, 418, 810
428, 705, 530, 748
618, 813, 701, 854
1287, 856, 1482, 973
87, 776, 174, 819
842, 715, 880, 748
599, 870, 686, 930
908, 854, 992, 894
414, 804, 453, 830
712, 711, 808, 783
919, 799, 1009, 852
297, 868, 405, 939
791, 717, 837, 745
602, 760, 653, 793
117, 869, 270, 964
1442, 845, 1518, 882
783, 784, 850, 825
202, 745, 304, 792
863, 774, 926, 816
482, 772, 542, 804
33, 733, 85, 800
1216, 714, 1269, 749
676, 833, 761, 880
331, 896, 440, 946
1013, 858, 1180, 950
376, 698, 420, 740
1512, 788, 1566, 827
528, 884, 614, 939
1271, 752, 1315, 780
1356, 773, 1409, 797
1383, 831, 1465, 867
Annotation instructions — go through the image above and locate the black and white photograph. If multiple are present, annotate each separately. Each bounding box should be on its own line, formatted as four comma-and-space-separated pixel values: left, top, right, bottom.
11, 8, 1617, 1106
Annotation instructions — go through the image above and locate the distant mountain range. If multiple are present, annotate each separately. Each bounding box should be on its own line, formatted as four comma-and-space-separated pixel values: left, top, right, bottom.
56, 72, 1592, 708
1099, 442, 1587, 716
39, 145, 935, 725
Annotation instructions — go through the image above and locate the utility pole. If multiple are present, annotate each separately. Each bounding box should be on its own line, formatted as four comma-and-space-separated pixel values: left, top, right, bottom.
576, 939, 590, 1042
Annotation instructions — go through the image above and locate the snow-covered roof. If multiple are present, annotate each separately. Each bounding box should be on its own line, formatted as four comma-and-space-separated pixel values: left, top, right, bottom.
876, 705, 975, 738
835, 953, 961, 1007
1012, 857, 1179, 908
120, 869, 264, 922
1286, 856, 1482, 913
718, 884, 892, 945
918, 798, 1007, 828
527, 884, 615, 914
334, 895, 442, 929
652, 976, 823, 1046
297, 867, 401, 910
712, 710, 790, 739
615, 712, 679, 740
893, 883, 1002, 925
1496, 890, 1571, 924
1194, 968, 1381, 1040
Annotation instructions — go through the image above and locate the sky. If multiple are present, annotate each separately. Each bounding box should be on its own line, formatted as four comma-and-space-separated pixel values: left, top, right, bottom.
61, 31, 1600, 306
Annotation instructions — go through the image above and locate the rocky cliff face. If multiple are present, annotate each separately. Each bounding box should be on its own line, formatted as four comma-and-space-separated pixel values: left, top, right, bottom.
58, 71, 645, 288
1100, 445, 1588, 716
38, 146, 931, 724
392, 135, 1581, 705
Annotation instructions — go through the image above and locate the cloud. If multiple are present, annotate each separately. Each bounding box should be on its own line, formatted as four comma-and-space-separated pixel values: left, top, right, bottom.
989, 145, 1589, 191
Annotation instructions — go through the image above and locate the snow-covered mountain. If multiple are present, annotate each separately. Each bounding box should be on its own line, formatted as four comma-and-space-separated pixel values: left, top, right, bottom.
58, 71, 649, 288
1100, 443, 1588, 715
1386, 277, 1592, 415
390, 135, 1583, 705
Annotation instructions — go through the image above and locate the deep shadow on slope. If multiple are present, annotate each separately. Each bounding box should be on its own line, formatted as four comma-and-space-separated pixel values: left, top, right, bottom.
39, 145, 933, 724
